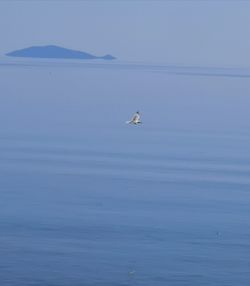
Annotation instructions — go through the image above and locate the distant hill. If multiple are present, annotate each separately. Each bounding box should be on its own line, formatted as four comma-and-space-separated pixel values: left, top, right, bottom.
6, 45, 116, 60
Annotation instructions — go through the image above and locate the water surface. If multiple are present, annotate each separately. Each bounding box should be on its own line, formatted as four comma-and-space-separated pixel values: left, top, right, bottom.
0, 59, 250, 285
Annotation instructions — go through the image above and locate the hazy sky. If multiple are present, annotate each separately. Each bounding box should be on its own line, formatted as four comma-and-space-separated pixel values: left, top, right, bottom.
1, 0, 250, 66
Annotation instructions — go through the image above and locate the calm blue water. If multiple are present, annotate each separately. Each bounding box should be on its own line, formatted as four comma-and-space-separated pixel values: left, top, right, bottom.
0, 59, 250, 285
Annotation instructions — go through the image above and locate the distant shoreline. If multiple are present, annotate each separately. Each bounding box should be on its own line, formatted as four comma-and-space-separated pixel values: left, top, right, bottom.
6, 45, 116, 61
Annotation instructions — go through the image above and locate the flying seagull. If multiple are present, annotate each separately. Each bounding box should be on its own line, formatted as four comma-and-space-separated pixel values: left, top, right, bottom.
126, 111, 142, 125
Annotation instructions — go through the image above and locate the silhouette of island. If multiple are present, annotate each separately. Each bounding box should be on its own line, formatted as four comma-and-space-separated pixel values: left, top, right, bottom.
6, 45, 116, 60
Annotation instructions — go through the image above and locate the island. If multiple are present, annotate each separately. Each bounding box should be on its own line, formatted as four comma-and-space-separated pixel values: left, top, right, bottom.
6, 45, 116, 60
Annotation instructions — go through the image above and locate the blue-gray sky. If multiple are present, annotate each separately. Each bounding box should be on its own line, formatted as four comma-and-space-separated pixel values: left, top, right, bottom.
1, 0, 250, 66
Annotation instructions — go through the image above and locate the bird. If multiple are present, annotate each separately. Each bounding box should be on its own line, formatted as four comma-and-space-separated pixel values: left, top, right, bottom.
126, 111, 142, 125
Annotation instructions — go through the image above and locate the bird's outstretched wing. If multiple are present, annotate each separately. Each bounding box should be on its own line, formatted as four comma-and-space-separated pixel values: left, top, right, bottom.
132, 113, 140, 122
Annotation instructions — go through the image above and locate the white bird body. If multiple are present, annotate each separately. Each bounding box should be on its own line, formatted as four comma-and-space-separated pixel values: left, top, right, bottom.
126, 111, 142, 125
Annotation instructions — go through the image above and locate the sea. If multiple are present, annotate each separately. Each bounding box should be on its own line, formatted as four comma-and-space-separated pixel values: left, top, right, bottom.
0, 58, 250, 286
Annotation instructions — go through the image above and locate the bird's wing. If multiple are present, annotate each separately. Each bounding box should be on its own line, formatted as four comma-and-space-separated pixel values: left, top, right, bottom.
132, 113, 140, 122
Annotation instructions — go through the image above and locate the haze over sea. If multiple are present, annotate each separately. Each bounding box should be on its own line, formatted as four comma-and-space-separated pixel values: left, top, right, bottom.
1, 58, 250, 286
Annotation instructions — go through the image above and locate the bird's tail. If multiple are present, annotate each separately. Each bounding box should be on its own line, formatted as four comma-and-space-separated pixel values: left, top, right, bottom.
125, 121, 131, 124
